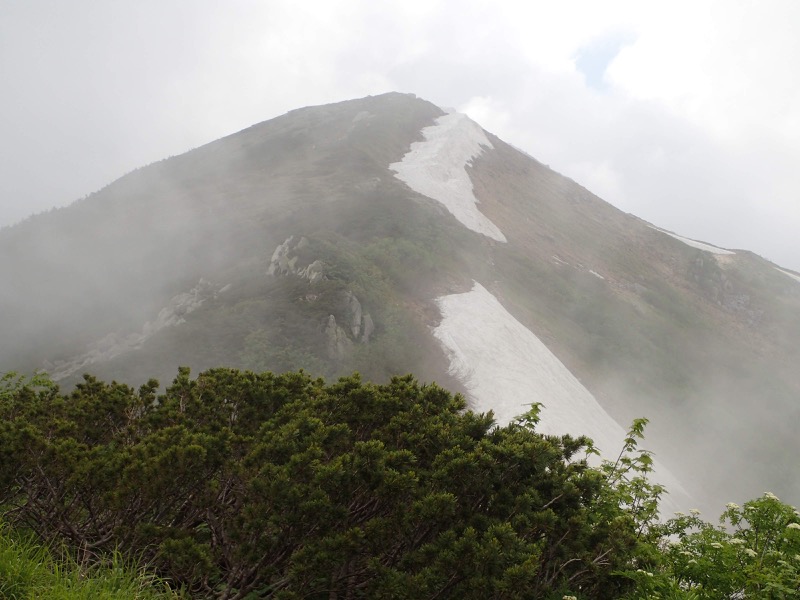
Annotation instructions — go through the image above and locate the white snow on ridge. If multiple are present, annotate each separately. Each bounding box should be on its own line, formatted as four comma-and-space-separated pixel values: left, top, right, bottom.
776, 267, 800, 284
390, 112, 506, 242
433, 281, 689, 509
649, 225, 735, 255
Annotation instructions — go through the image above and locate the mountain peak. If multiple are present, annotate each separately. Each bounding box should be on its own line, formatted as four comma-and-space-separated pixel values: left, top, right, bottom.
2, 93, 799, 514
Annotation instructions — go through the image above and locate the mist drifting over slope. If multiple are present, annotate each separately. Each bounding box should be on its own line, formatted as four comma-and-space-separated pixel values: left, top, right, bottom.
1, 92, 799, 517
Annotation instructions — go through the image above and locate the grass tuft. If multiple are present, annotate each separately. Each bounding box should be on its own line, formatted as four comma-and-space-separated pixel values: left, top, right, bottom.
0, 522, 182, 599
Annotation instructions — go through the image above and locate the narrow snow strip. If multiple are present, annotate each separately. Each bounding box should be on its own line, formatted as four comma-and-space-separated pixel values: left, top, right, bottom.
433, 281, 688, 508
390, 112, 506, 242
649, 225, 735, 255
776, 267, 800, 284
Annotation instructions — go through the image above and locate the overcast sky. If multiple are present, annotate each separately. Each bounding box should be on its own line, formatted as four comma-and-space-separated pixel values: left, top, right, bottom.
2, 1, 799, 270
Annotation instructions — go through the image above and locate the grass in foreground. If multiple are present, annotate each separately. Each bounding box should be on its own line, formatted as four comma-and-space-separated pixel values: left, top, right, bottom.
0, 522, 181, 600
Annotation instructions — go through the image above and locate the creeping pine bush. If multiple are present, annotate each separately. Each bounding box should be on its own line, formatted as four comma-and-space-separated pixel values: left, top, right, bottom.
0, 368, 662, 599
2, 368, 797, 599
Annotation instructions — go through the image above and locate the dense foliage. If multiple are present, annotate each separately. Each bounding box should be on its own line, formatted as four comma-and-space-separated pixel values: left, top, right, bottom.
1, 369, 798, 599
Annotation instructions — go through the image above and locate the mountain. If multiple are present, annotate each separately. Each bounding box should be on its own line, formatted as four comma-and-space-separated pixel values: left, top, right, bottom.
2, 92, 799, 513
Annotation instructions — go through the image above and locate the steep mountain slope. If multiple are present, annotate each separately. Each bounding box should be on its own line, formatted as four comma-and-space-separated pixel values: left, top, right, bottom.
2, 92, 799, 512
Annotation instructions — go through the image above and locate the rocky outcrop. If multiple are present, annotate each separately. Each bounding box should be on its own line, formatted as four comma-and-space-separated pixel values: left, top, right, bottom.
270, 236, 374, 350
337, 290, 375, 344
323, 291, 375, 360
324, 315, 353, 360
45, 278, 228, 381
341, 291, 362, 338
267, 236, 326, 283
361, 313, 375, 343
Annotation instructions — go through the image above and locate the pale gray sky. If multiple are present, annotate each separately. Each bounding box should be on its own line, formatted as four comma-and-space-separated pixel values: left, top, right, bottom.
2, 0, 799, 270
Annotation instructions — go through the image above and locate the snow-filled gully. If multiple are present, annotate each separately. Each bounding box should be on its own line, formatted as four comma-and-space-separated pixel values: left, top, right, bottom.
394, 112, 688, 512
433, 282, 688, 511
390, 111, 506, 242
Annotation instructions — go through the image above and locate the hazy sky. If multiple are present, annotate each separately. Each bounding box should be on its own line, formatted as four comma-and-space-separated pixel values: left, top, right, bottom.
2, 1, 799, 270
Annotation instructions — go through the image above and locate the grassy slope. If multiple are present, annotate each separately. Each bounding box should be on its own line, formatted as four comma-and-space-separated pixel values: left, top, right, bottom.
470, 133, 800, 508
42, 94, 472, 395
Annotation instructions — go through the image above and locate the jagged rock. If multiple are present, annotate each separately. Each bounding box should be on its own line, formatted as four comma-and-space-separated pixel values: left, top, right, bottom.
361, 313, 374, 343
340, 290, 363, 338
333, 290, 374, 342
299, 260, 325, 284
324, 315, 353, 360
267, 236, 294, 276
267, 236, 326, 283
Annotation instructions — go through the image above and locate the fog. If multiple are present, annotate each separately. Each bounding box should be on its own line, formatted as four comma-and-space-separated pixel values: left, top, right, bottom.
2, 1, 800, 271
1, 3, 799, 516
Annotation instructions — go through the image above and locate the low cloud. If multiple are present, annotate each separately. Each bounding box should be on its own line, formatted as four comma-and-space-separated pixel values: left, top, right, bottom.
2, 1, 799, 269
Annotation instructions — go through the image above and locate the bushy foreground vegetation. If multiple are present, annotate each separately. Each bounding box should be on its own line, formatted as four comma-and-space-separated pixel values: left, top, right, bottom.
1, 370, 798, 599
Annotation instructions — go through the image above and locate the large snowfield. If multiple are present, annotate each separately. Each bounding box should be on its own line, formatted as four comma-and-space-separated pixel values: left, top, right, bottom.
433, 281, 688, 510
390, 112, 507, 242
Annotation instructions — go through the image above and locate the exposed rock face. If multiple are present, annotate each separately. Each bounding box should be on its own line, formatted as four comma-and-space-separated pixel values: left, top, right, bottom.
361, 313, 375, 343
267, 236, 326, 283
341, 291, 363, 338
301, 260, 326, 284
337, 290, 375, 344
324, 315, 353, 360
46, 278, 228, 381
270, 236, 374, 349
322, 292, 375, 360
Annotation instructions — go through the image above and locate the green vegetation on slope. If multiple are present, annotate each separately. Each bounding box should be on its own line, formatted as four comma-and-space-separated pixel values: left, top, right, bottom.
1, 370, 798, 599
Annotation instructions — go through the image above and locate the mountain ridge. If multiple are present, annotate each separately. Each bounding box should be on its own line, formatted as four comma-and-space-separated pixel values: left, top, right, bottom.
2, 91, 799, 513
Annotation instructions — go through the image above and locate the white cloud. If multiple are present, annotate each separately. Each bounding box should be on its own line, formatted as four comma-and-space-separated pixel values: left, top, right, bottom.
1, 0, 799, 269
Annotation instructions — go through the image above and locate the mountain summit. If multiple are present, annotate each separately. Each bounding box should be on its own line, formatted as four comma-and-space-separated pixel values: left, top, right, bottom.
2, 92, 799, 511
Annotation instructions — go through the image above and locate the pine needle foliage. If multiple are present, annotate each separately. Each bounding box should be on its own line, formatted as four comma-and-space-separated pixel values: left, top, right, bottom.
2, 368, 796, 598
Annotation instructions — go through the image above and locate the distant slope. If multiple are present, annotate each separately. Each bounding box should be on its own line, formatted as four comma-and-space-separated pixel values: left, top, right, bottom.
1, 92, 799, 513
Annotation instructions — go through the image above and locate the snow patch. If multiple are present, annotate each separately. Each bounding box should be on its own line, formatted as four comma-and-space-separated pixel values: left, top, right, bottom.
776, 267, 800, 284
650, 225, 735, 255
390, 113, 506, 242
433, 281, 688, 508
